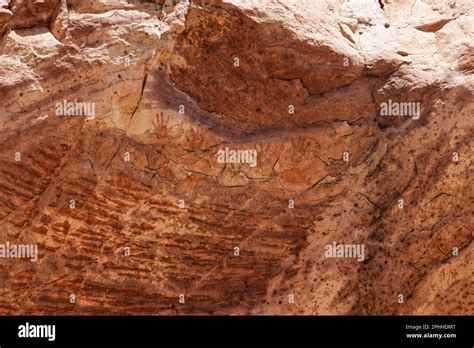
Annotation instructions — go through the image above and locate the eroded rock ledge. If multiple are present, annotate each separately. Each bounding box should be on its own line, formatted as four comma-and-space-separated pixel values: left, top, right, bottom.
0, 0, 472, 315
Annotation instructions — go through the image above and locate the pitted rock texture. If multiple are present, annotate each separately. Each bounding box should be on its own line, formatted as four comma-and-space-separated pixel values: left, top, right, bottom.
0, 0, 472, 315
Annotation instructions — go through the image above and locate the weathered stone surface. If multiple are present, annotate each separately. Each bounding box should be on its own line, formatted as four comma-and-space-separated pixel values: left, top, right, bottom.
0, 0, 472, 315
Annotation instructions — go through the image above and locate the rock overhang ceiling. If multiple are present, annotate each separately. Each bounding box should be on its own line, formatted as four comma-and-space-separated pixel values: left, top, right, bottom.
0, 0, 472, 315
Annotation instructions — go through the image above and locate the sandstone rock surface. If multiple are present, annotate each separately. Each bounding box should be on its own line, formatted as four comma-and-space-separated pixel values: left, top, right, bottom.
0, 0, 472, 315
